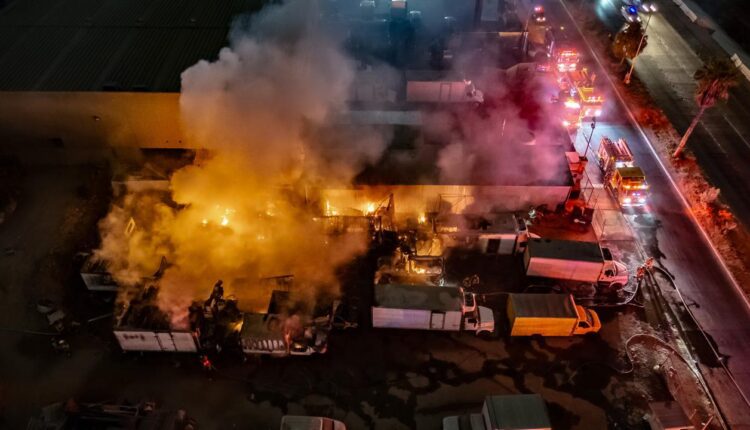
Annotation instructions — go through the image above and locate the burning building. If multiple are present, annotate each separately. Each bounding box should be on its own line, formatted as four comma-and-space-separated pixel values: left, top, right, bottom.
2, 0, 580, 338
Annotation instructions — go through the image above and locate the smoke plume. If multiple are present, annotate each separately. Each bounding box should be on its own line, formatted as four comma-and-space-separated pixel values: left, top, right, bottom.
96, 0, 388, 326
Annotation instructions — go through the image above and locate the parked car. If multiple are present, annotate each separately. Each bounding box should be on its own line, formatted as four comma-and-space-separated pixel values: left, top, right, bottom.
623, 0, 657, 13
621, 5, 641, 23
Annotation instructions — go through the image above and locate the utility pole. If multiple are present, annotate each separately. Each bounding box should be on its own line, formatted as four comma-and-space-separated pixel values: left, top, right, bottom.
583, 118, 597, 158
624, 12, 652, 84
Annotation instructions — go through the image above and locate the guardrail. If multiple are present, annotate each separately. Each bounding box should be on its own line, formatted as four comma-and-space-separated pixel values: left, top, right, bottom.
671, 0, 697, 22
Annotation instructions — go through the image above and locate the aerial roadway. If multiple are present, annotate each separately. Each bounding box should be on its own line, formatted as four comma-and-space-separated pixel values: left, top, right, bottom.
523, 0, 750, 425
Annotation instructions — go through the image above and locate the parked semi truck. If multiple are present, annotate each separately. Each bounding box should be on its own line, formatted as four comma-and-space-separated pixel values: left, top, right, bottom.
597, 137, 649, 207
372, 284, 495, 335
507, 293, 600, 336
524, 238, 629, 297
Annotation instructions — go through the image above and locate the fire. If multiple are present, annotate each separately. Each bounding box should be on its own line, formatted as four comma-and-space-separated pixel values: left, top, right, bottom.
325, 200, 338, 216
418, 213, 426, 224
364, 202, 376, 215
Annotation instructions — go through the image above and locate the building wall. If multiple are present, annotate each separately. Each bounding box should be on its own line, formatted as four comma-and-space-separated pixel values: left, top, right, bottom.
323, 184, 571, 216
0, 91, 184, 163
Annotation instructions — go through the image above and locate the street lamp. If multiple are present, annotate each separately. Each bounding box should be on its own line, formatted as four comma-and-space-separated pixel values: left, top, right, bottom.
583, 118, 597, 158
624, 12, 653, 84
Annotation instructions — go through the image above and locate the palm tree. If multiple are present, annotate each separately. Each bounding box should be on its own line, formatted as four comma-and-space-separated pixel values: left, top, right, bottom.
612, 22, 647, 65
673, 57, 740, 158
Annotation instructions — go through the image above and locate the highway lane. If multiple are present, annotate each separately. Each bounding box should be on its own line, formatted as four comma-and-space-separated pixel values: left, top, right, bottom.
594, 0, 750, 230
521, 0, 750, 424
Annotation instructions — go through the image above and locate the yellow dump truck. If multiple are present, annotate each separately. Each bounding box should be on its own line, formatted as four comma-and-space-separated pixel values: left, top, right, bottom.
507, 293, 601, 336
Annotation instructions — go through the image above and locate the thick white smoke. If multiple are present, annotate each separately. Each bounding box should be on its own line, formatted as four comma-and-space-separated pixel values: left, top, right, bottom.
96, 0, 390, 326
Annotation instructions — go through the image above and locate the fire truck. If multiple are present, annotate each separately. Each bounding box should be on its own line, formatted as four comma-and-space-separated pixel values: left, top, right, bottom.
548, 26, 580, 73
557, 67, 604, 129
596, 137, 649, 206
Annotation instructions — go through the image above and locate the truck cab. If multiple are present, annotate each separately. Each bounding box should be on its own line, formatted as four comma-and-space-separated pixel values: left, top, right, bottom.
599, 247, 629, 288
572, 304, 601, 335
463, 305, 495, 335
608, 166, 649, 207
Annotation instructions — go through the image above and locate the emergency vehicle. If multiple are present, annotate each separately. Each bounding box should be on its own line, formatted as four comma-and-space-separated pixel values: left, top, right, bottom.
596, 137, 649, 207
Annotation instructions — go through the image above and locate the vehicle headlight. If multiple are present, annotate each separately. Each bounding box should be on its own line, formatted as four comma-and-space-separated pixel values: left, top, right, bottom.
623, 197, 632, 204
650, 4, 658, 11
638, 197, 646, 203
595, 109, 602, 116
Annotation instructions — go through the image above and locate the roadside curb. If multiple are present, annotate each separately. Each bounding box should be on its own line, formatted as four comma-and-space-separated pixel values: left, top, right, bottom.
556, 0, 750, 420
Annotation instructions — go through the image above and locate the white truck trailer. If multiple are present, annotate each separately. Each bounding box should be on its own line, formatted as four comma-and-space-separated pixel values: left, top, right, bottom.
113, 286, 202, 353
372, 284, 495, 335
406, 72, 485, 104
443, 394, 552, 430
435, 213, 537, 255
524, 238, 629, 297
507, 293, 600, 336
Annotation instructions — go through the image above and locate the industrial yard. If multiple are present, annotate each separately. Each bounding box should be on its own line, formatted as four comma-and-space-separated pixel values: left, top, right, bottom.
0, 0, 747, 428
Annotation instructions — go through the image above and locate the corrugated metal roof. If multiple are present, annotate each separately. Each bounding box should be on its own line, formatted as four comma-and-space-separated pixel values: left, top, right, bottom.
0, 0, 263, 91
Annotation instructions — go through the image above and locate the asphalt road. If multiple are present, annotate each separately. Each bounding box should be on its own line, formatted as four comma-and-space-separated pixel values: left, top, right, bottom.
595, 0, 750, 231
518, 0, 750, 425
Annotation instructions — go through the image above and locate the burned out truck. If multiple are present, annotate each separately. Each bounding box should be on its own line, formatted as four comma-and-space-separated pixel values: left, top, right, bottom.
113, 282, 243, 353
240, 290, 337, 357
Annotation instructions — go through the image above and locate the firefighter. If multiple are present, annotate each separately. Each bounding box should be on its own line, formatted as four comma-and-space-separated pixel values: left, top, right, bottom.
200, 355, 215, 373
636, 266, 646, 284
644, 257, 655, 272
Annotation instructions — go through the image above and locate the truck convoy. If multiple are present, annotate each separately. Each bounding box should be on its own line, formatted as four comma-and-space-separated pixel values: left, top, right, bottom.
557, 66, 604, 128
507, 293, 601, 336
371, 284, 495, 336
524, 238, 629, 298
597, 137, 650, 207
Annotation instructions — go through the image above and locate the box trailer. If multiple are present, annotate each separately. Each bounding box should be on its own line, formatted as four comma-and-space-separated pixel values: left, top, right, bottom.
443, 394, 552, 430
406, 76, 484, 104
435, 213, 537, 255
524, 238, 629, 290
114, 329, 199, 352
372, 284, 494, 335
507, 293, 600, 336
